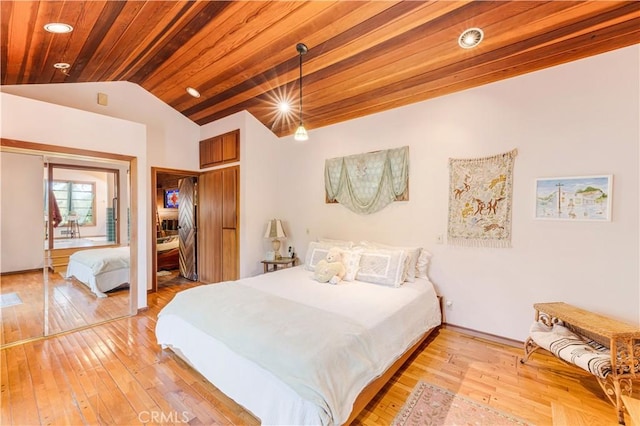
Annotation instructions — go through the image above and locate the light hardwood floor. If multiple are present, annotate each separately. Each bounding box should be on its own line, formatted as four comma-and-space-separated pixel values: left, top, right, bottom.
1, 270, 129, 346
1, 278, 635, 425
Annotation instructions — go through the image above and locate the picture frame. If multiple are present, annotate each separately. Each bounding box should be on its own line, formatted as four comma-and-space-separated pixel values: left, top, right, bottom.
164, 188, 179, 209
534, 175, 612, 221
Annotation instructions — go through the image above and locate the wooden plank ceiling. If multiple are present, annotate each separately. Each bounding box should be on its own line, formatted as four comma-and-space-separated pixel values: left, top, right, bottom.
2, 1, 639, 137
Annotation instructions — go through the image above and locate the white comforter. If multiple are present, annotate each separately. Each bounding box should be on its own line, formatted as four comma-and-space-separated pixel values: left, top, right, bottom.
156, 265, 441, 425
157, 235, 179, 252
68, 246, 130, 275
66, 247, 130, 297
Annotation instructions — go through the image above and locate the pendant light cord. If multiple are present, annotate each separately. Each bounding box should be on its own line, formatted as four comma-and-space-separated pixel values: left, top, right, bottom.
298, 51, 303, 126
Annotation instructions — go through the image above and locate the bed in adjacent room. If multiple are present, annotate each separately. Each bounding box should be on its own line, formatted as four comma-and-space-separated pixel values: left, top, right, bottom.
157, 235, 179, 271
156, 241, 441, 425
66, 246, 130, 298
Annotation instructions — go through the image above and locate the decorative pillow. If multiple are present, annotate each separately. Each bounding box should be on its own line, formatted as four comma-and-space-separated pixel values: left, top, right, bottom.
359, 241, 422, 282
341, 248, 363, 281
304, 241, 339, 271
317, 237, 353, 248
415, 249, 432, 279
355, 248, 407, 287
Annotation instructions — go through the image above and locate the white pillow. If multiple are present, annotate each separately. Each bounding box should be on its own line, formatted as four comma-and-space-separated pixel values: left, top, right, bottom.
355, 248, 407, 287
341, 248, 363, 281
317, 237, 353, 248
304, 242, 330, 271
359, 241, 422, 282
415, 249, 432, 279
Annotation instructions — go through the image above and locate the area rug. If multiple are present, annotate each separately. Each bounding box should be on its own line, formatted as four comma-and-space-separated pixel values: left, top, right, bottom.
393, 381, 533, 426
0, 292, 23, 308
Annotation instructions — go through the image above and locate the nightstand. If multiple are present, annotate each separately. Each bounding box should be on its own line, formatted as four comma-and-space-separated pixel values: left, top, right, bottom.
261, 257, 298, 273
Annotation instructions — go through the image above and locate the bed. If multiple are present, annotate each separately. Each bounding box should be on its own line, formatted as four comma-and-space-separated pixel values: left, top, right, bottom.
156, 259, 441, 425
157, 235, 179, 271
65, 246, 130, 298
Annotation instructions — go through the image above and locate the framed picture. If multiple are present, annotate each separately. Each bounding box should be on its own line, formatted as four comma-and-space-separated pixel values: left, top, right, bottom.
535, 175, 612, 221
164, 188, 179, 209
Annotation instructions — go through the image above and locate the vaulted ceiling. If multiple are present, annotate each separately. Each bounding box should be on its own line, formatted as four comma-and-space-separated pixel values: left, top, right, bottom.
2, 1, 639, 137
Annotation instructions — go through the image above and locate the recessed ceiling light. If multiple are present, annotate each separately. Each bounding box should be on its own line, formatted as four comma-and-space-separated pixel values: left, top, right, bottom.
186, 87, 201, 98
53, 62, 70, 69
458, 28, 484, 49
44, 23, 73, 34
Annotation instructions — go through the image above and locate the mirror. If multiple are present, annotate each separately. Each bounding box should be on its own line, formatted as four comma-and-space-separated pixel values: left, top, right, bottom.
0, 149, 131, 347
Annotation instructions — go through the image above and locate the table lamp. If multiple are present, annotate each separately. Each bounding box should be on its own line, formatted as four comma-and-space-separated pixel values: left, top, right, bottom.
264, 219, 286, 259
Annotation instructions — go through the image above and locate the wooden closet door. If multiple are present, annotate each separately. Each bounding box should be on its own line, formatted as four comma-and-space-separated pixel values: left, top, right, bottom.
198, 166, 238, 283
221, 167, 238, 282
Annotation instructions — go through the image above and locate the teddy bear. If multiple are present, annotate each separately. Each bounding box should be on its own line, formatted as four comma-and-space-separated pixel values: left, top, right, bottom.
313, 247, 346, 284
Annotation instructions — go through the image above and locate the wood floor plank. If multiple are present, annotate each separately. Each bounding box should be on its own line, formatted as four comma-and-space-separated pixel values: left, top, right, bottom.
49, 336, 101, 425
5, 345, 41, 425
2, 276, 637, 426
0, 349, 11, 425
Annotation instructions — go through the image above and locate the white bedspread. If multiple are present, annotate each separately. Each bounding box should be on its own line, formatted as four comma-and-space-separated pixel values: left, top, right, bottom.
157, 236, 179, 252
68, 246, 130, 275
156, 265, 441, 425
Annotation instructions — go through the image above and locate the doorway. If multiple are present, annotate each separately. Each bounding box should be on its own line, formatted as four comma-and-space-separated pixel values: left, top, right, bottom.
151, 167, 200, 293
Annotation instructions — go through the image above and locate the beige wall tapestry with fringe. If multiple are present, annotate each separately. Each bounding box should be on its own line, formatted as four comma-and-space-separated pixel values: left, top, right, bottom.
447, 149, 518, 247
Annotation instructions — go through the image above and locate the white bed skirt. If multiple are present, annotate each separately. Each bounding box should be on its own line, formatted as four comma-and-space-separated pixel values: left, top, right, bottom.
66, 261, 129, 298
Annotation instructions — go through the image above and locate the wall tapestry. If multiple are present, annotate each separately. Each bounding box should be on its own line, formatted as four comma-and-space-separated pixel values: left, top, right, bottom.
448, 149, 517, 247
325, 146, 408, 215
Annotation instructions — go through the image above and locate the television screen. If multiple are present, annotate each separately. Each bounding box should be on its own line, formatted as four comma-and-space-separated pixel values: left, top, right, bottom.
164, 189, 179, 209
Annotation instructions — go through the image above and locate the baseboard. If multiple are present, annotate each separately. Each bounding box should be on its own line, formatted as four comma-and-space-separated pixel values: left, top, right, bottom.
0, 267, 44, 276
443, 323, 524, 348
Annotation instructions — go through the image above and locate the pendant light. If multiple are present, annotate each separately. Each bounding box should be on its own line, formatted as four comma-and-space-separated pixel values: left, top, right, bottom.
294, 42, 309, 141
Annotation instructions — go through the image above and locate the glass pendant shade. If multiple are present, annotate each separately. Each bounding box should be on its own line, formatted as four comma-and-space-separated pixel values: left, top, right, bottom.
294, 125, 309, 141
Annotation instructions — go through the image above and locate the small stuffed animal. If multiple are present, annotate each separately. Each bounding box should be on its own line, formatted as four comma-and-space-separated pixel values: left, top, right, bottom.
313, 247, 346, 284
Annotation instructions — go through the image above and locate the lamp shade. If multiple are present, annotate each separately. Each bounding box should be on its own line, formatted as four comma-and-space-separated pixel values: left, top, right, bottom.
294, 125, 308, 141
264, 219, 286, 239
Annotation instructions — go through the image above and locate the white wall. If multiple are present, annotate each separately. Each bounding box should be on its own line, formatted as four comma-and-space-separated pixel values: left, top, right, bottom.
1, 81, 200, 169
0, 152, 44, 272
200, 111, 281, 278
0, 92, 148, 310
276, 45, 640, 341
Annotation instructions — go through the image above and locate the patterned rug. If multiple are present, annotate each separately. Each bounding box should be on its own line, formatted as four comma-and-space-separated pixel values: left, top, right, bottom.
393, 381, 533, 426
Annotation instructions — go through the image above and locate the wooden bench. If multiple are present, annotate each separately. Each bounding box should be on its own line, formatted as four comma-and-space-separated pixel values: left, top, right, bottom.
521, 302, 640, 425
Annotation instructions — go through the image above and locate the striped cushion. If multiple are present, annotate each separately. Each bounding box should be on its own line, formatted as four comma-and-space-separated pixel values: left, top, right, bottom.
529, 321, 612, 378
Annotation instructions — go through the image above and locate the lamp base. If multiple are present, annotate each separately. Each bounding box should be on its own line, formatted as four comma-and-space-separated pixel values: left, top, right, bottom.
272, 239, 282, 260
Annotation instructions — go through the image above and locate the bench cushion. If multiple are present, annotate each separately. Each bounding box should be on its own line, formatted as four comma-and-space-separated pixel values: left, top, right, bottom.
529, 321, 611, 378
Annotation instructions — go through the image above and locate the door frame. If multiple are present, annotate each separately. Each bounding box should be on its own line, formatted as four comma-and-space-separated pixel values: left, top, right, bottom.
150, 167, 200, 293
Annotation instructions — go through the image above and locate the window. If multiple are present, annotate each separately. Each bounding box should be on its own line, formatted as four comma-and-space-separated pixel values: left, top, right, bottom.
52, 180, 96, 226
